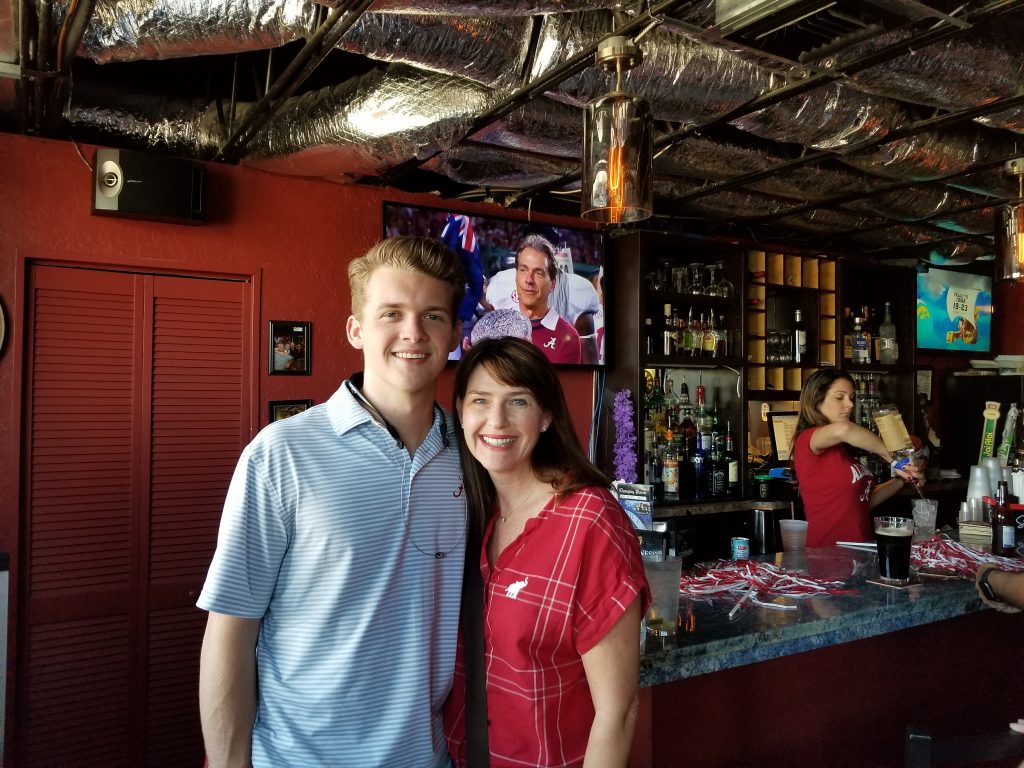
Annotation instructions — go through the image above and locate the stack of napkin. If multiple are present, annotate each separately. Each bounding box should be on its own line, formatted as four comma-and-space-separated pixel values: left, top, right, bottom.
957, 520, 991, 551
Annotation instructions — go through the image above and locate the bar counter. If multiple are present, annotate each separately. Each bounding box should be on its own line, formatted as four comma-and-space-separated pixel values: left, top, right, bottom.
631, 546, 1023, 768
640, 546, 982, 687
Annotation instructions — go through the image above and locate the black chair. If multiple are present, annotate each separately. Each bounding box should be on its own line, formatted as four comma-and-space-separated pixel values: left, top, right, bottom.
906, 725, 1024, 768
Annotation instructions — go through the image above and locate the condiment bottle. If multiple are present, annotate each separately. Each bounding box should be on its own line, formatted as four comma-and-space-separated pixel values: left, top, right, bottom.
991, 480, 1017, 557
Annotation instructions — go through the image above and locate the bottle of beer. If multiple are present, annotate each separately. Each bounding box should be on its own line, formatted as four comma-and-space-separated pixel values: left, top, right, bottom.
992, 480, 1017, 557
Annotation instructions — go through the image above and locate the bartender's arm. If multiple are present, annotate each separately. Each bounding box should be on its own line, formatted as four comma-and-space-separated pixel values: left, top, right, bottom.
199, 612, 261, 768
809, 422, 923, 507
975, 563, 1024, 613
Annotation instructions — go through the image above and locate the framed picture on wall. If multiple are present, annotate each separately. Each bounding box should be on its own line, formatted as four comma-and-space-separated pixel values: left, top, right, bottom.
268, 320, 311, 375
269, 399, 313, 422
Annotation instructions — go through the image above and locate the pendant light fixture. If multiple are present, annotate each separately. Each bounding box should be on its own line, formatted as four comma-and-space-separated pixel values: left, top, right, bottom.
995, 157, 1024, 282
581, 35, 653, 225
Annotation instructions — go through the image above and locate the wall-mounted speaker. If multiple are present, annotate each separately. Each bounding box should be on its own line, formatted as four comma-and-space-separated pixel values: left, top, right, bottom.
92, 148, 205, 225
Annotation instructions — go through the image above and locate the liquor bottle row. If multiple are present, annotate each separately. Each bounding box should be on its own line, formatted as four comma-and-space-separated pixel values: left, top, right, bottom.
644, 304, 732, 359
842, 301, 899, 365
643, 373, 740, 501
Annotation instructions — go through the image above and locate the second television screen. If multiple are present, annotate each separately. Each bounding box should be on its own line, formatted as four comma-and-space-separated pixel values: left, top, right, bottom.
383, 202, 607, 366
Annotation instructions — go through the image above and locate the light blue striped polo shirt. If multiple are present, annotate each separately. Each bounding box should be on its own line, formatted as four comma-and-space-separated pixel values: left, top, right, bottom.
198, 381, 466, 767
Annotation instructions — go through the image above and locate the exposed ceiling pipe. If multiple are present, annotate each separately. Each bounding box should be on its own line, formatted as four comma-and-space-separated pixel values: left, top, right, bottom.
217, 0, 374, 160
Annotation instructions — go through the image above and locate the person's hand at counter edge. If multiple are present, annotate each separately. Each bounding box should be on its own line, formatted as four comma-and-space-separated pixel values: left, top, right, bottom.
975, 563, 1024, 613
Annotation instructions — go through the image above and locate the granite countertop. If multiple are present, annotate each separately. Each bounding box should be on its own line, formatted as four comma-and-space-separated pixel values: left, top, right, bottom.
640, 545, 986, 688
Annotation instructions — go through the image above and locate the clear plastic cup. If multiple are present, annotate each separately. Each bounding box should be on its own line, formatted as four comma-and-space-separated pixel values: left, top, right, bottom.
642, 556, 682, 637
779, 519, 808, 550
911, 498, 938, 541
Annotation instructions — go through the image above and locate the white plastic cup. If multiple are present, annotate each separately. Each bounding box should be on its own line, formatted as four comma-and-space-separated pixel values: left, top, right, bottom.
779, 519, 808, 551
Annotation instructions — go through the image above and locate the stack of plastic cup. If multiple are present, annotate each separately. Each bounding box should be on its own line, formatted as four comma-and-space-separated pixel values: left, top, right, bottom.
966, 465, 991, 500
982, 457, 1003, 496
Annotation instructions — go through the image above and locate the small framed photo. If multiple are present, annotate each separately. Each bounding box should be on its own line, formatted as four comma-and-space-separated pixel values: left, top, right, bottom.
269, 321, 310, 375
269, 399, 313, 423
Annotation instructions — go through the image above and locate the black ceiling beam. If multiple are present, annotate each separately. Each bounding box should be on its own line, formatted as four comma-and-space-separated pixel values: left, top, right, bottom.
216, 0, 374, 161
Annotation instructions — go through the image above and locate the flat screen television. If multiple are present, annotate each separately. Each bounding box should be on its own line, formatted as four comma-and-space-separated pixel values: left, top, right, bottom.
383, 202, 607, 366
915, 267, 993, 353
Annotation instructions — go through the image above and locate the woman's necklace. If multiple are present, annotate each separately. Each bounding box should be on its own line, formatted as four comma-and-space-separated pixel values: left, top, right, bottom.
499, 485, 537, 523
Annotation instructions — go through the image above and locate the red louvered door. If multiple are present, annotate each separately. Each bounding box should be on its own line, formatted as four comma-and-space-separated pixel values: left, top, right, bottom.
18, 265, 253, 767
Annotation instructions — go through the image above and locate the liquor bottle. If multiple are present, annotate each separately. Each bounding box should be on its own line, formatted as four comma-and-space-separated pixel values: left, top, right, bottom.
792, 309, 807, 365
678, 435, 696, 501
872, 403, 915, 471
692, 430, 707, 500
663, 303, 675, 356
724, 426, 741, 498
664, 376, 679, 431
841, 307, 853, 361
662, 431, 679, 498
852, 317, 872, 364
991, 480, 1017, 557
702, 313, 719, 358
645, 317, 654, 355
878, 301, 898, 365
717, 313, 730, 357
678, 374, 691, 406
709, 433, 727, 499
687, 308, 702, 357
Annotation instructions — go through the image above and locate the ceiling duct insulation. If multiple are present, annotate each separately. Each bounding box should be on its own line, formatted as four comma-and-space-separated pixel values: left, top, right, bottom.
422, 145, 578, 189
915, 240, 991, 266
840, 8, 1024, 116
931, 206, 997, 236
838, 127, 1015, 182
533, 12, 776, 126
775, 207, 882, 236
851, 223, 953, 249
655, 133, 783, 182
65, 82, 223, 155
240, 65, 501, 179
654, 178, 796, 219
337, 13, 533, 89
843, 184, 960, 222
947, 167, 1020, 199
469, 96, 582, 158
730, 81, 910, 150
78, 0, 317, 63
745, 160, 883, 202
350, 0, 622, 13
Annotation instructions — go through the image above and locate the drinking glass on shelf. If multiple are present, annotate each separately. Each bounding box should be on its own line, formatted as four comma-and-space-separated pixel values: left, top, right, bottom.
706, 263, 723, 297
714, 261, 734, 298
672, 267, 688, 294
767, 331, 780, 363
688, 263, 705, 295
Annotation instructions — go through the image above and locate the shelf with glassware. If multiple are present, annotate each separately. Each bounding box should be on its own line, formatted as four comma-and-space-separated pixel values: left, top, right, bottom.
835, 257, 919, 435
603, 230, 747, 502
744, 250, 837, 400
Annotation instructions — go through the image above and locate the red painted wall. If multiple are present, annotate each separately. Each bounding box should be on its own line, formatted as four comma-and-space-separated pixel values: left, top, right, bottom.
0, 132, 599, 561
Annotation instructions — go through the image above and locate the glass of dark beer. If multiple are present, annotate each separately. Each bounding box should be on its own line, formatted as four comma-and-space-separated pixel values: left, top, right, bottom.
873, 516, 915, 584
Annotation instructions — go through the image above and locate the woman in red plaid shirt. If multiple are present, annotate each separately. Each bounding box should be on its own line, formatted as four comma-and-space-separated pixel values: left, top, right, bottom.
446, 337, 650, 767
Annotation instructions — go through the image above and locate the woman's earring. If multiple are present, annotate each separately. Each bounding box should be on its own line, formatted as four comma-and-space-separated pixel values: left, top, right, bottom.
541, 424, 548, 432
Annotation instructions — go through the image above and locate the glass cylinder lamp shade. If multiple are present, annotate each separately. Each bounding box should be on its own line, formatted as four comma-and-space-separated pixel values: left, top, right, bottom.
581, 91, 653, 224
995, 202, 1024, 281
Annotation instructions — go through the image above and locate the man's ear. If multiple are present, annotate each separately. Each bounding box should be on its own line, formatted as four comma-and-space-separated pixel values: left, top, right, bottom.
346, 315, 364, 349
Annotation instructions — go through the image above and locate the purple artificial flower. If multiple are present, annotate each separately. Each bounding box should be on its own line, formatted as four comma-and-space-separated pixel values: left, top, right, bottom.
612, 388, 638, 483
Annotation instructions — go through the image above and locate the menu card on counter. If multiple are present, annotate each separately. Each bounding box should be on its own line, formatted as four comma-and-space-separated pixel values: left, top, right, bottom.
613, 482, 654, 531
